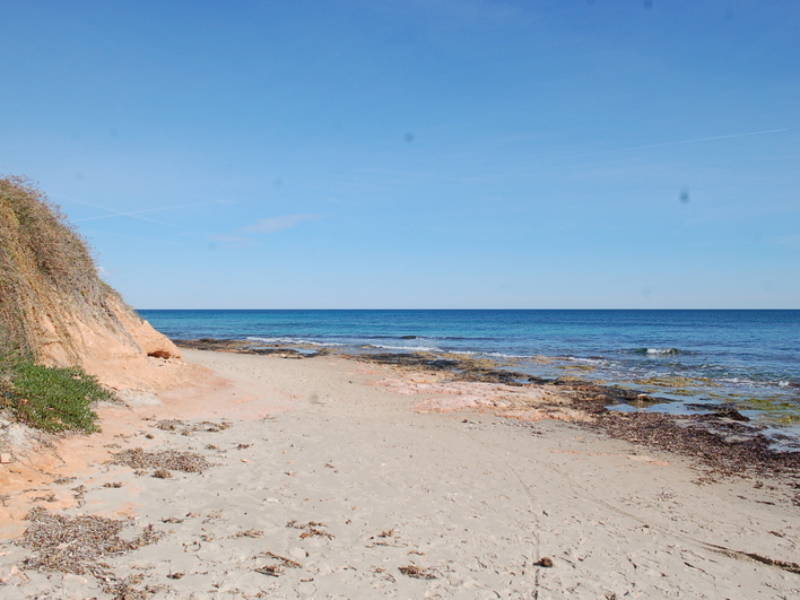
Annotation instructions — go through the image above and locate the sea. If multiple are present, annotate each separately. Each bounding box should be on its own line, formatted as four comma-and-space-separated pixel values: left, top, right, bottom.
139, 309, 800, 432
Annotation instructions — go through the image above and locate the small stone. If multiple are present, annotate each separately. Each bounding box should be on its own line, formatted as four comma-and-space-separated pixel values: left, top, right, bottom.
0, 453, 13, 464
535, 557, 554, 567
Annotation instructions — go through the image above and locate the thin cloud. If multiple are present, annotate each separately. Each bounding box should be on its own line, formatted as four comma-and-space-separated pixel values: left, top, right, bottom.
244, 213, 320, 234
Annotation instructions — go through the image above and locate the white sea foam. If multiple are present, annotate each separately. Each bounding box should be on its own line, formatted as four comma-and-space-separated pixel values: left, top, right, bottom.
562, 356, 607, 364
370, 343, 442, 352
646, 347, 680, 355
245, 336, 342, 347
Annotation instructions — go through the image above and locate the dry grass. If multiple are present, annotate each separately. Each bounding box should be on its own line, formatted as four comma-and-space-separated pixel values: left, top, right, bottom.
0, 177, 105, 358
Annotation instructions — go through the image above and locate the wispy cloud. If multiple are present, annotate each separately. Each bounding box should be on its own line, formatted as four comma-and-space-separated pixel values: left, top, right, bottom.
210, 213, 321, 246
244, 213, 320, 234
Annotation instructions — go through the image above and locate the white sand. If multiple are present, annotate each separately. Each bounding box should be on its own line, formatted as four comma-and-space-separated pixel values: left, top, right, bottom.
1, 349, 798, 599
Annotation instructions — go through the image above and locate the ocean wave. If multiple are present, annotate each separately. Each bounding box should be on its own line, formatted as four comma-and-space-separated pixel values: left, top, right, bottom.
369, 343, 443, 352
627, 347, 684, 356
558, 355, 607, 365
486, 352, 531, 359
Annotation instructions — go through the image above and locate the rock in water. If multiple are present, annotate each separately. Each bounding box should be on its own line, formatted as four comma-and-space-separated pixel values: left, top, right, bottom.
0, 178, 179, 386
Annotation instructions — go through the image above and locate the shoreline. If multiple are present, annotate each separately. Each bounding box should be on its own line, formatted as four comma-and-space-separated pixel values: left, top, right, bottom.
1, 348, 799, 598
170, 335, 800, 434
176, 338, 800, 466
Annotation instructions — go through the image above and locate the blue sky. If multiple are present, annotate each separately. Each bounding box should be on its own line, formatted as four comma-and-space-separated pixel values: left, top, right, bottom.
1, 0, 798, 308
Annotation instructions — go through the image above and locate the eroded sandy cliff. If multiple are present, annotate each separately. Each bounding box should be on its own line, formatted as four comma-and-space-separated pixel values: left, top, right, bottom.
0, 177, 185, 389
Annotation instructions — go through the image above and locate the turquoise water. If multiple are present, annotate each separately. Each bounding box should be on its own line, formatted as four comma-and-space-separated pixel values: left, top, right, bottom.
139, 309, 800, 426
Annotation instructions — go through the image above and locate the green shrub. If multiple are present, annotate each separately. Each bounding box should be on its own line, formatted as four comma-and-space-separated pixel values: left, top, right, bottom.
0, 358, 110, 433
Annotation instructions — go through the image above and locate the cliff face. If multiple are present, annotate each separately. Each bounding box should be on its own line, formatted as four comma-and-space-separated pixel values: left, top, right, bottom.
0, 177, 179, 386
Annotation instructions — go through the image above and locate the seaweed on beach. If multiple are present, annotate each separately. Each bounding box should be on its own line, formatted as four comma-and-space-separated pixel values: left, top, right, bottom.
18, 507, 163, 598
398, 565, 437, 579
20, 507, 162, 576
286, 520, 334, 539
592, 411, 800, 478
153, 418, 230, 435
110, 447, 210, 473
254, 550, 303, 576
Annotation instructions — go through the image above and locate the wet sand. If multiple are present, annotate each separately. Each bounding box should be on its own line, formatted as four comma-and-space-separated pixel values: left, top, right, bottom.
1, 349, 799, 599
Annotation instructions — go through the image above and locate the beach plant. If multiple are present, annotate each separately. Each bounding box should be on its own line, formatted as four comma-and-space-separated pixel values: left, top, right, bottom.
0, 356, 108, 433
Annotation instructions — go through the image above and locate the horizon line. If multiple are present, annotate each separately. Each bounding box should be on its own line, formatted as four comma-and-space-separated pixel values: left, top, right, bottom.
135, 307, 800, 311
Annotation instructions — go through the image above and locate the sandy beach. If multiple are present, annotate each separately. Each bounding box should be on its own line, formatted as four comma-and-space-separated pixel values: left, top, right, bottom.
1, 349, 799, 599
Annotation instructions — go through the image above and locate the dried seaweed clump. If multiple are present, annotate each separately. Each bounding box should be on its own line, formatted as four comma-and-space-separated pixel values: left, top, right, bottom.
154, 418, 230, 435
110, 447, 210, 473
398, 565, 437, 579
19, 506, 161, 576
593, 411, 800, 478
286, 520, 334, 540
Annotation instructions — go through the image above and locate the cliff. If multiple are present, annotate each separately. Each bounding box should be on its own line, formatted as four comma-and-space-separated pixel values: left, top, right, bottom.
0, 177, 180, 388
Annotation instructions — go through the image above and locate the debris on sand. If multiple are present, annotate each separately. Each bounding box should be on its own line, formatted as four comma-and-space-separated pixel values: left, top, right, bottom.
110, 447, 210, 473
255, 564, 283, 577
260, 551, 302, 569
154, 419, 230, 435
232, 529, 263, 538
398, 564, 437, 579
535, 557, 554, 567
20, 507, 162, 575
103, 481, 124, 488
53, 476, 77, 485
254, 550, 303, 577
18, 507, 162, 597
286, 520, 334, 540
589, 410, 800, 479
152, 469, 172, 479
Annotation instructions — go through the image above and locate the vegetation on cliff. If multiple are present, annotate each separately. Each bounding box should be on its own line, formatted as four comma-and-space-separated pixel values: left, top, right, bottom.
0, 177, 119, 432
0, 177, 102, 357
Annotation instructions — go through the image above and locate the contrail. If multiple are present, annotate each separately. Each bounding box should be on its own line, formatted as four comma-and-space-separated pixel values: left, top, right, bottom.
68, 198, 166, 225
619, 127, 790, 152
72, 201, 211, 224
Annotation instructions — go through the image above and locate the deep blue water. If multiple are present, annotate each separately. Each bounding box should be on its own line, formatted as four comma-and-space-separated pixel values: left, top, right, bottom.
139, 309, 800, 426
